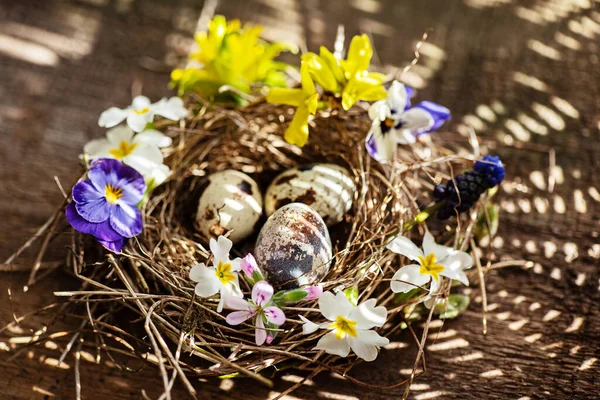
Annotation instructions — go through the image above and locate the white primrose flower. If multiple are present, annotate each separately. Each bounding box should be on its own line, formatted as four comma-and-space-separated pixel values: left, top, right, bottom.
189, 236, 243, 312
99, 95, 188, 132
299, 292, 389, 362
365, 81, 450, 163
84, 125, 172, 187
386, 231, 473, 298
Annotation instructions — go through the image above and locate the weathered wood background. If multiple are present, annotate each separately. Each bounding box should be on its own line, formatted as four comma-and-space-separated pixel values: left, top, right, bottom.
1, 0, 599, 398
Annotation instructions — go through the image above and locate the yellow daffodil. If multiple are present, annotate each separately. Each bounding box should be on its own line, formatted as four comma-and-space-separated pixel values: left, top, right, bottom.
171, 15, 297, 102
266, 63, 318, 147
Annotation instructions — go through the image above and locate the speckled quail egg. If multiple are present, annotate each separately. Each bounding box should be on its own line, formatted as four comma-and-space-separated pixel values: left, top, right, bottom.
265, 163, 355, 226
195, 170, 263, 243
254, 203, 332, 288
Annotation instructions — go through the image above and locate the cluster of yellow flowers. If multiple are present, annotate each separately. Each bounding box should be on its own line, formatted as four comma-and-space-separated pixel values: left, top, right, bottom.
173, 17, 387, 147
171, 16, 297, 103
266, 34, 387, 147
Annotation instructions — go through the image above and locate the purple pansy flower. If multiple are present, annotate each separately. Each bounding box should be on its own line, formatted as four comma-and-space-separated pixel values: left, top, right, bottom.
65, 158, 146, 252
365, 81, 451, 163
226, 280, 286, 346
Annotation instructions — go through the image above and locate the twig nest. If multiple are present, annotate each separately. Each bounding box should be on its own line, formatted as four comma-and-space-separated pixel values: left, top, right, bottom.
265, 164, 356, 226
195, 170, 263, 243
254, 203, 332, 288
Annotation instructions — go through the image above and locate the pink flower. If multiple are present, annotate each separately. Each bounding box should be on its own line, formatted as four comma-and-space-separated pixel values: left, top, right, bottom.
226, 281, 286, 345
241, 253, 258, 278
305, 285, 323, 301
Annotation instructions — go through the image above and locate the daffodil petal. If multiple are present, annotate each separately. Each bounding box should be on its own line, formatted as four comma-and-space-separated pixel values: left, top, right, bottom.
343, 34, 372, 78
319, 46, 345, 84
266, 88, 305, 107
284, 104, 311, 147
299, 62, 316, 96
302, 52, 338, 93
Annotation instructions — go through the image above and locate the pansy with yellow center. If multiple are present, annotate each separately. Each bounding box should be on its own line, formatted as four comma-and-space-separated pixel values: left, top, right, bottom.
299, 291, 389, 362
84, 126, 172, 188
189, 236, 242, 312
386, 231, 473, 299
99, 95, 188, 132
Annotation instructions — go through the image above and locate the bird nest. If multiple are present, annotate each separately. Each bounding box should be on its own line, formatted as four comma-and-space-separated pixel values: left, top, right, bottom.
10, 100, 495, 398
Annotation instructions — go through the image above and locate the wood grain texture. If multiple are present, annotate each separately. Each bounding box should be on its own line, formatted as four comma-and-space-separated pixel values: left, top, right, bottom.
1, 0, 599, 398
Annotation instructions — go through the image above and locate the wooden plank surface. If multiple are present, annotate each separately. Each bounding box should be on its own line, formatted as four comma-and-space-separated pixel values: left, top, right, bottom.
1, 0, 599, 398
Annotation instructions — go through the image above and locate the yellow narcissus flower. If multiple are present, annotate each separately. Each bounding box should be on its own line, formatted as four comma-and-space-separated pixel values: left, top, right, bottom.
171, 15, 297, 102
266, 63, 318, 147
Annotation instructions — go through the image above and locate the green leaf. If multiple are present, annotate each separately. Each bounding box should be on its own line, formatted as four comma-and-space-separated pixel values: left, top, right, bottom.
474, 203, 500, 242
436, 294, 470, 320
343, 286, 359, 306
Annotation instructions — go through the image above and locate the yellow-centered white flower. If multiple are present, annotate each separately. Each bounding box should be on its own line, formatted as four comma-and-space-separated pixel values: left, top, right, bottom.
84, 125, 172, 187
98, 95, 188, 132
299, 291, 389, 362
189, 236, 243, 312
386, 231, 473, 297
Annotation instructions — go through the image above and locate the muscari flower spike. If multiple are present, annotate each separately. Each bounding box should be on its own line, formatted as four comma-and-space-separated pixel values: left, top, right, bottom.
366, 81, 451, 163
433, 155, 505, 219
65, 158, 146, 252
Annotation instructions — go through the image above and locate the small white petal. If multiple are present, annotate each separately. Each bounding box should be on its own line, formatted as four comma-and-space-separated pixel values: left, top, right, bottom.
299, 315, 320, 334
229, 257, 242, 272
152, 97, 188, 121
401, 107, 434, 134
349, 337, 379, 362
190, 265, 220, 298
98, 107, 128, 128
127, 112, 153, 133
395, 128, 417, 145
386, 236, 424, 261
439, 251, 472, 286
83, 138, 111, 159
390, 264, 430, 293
349, 298, 388, 330
134, 129, 173, 148
210, 236, 233, 265
386, 81, 409, 113
131, 96, 151, 110
145, 163, 171, 188
368, 100, 389, 121
106, 125, 135, 146
314, 331, 351, 358
422, 231, 452, 261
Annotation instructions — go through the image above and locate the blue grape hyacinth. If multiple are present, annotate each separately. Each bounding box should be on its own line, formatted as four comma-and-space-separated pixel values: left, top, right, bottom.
433, 155, 505, 220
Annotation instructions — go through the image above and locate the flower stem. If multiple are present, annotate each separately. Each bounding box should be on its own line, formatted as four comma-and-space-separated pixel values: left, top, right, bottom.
402, 201, 444, 232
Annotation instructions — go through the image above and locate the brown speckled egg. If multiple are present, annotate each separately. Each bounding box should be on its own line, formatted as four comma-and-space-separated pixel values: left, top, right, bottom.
195, 170, 263, 243
265, 164, 355, 226
254, 203, 332, 288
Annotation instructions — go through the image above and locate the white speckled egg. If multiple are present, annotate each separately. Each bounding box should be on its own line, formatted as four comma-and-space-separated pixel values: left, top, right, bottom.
254, 203, 332, 288
265, 164, 355, 226
195, 170, 263, 243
